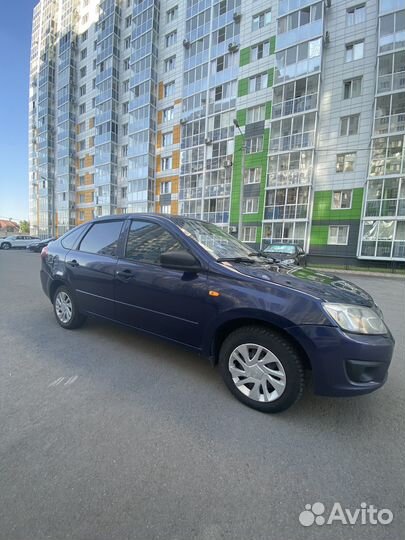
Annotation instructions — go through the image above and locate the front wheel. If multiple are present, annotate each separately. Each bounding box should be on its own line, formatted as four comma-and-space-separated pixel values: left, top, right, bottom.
53, 285, 86, 329
218, 326, 305, 413
1, 242, 11, 250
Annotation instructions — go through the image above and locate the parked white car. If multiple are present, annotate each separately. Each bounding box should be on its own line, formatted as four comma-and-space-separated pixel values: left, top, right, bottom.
0, 235, 40, 249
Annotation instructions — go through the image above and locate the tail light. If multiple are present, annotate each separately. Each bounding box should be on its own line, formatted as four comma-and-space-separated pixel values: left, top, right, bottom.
41, 245, 49, 259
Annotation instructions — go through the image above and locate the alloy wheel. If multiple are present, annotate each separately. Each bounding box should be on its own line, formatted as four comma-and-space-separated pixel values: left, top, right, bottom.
55, 291, 73, 324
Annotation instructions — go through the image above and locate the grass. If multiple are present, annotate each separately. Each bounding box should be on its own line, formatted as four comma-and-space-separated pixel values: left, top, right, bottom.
309, 263, 405, 276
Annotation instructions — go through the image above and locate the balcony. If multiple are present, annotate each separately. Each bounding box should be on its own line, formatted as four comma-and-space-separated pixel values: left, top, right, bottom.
269, 131, 315, 153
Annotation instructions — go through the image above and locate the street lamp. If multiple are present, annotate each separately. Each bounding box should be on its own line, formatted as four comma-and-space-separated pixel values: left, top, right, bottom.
233, 119, 246, 241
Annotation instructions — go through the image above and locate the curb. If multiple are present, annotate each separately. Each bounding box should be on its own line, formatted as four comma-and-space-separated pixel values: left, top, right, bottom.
312, 268, 405, 279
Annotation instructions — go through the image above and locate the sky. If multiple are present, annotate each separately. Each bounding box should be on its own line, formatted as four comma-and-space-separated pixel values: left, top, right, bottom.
0, 0, 38, 222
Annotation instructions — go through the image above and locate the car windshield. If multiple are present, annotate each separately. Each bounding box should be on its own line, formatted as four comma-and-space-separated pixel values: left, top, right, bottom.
172, 218, 256, 260
265, 244, 296, 254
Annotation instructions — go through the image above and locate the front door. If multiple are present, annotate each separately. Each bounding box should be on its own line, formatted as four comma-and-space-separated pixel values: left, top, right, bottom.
65, 219, 124, 319
114, 219, 209, 349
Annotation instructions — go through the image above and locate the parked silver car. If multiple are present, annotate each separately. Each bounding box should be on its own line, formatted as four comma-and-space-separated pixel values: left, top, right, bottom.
0, 235, 40, 249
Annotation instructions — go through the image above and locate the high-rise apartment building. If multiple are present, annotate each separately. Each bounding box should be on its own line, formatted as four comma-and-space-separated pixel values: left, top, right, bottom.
29, 0, 405, 265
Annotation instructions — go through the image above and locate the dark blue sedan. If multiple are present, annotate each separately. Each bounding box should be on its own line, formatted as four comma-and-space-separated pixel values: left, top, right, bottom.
40, 214, 394, 413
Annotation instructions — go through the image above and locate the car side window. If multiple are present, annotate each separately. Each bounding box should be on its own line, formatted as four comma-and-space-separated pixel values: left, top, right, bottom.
125, 220, 182, 265
61, 225, 87, 249
79, 221, 124, 256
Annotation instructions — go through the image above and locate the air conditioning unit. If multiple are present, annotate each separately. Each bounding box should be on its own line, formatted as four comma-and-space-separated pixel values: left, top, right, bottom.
180, 117, 188, 125
230, 226, 238, 233
224, 159, 233, 168
233, 12, 241, 22
325, 0, 331, 7
205, 137, 212, 145
183, 38, 190, 48
324, 31, 330, 45
228, 42, 239, 53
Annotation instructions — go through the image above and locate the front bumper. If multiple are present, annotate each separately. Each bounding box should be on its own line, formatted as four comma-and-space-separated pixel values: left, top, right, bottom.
287, 325, 394, 397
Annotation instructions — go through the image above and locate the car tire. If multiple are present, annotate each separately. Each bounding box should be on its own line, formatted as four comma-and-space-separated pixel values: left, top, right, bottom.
1, 242, 11, 250
218, 326, 305, 413
53, 285, 86, 330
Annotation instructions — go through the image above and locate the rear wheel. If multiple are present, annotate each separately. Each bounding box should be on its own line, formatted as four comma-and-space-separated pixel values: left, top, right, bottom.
1, 242, 11, 250
218, 326, 305, 413
53, 285, 86, 329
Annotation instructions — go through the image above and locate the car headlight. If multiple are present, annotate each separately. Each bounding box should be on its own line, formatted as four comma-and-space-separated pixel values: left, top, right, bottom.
323, 303, 388, 335
281, 258, 296, 265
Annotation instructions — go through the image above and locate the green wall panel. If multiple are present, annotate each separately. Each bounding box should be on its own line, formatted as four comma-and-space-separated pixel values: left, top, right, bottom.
236, 108, 246, 127
238, 78, 248, 97
312, 188, 364, 221
239, 47, 250, 67
267, 68, 274, 88
269, 35, 276, 54
310, 225, 329, 246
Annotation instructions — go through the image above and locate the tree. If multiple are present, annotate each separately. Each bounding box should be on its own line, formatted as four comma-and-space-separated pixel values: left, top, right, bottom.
19, 220, 30, 233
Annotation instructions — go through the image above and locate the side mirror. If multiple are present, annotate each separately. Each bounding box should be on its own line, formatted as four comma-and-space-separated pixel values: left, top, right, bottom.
160, 250, 202, 273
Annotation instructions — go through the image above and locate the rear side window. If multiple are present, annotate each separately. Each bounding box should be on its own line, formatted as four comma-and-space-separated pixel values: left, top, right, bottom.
79, 221, 124, 256
125, 220, 182, 265
61, 225, 87, 250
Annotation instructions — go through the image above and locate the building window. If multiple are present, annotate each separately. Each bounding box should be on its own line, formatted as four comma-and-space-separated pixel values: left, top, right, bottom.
161, 156, 173, 170
122, 101, 129, 114
243, 197, 259, 214
92, 78, 96, 89
345, 41, 364, 62
124, 57, 130, 70
340, 114, 359, 136
79, 211, 85, 220
121, 166, 128, 178
122, 123, 128, 136
125, 15, 132, 28
332, 190, 353, 209
161, 205, 172, 214
242, 226, 257, 243
79, 139, 86, 151
278, 3, 323, 34
346, 5, 366, 26
123, 79, 130, 93
165, 31, 177, 47
80, 66, 87, 78
166, 6, 178, 23
246, 136, 264, 154
125, 36, 131, 49
79, 175, 85, 186
336, 153, 356, 172
79, 194, 85, 203
164, 81, 175, 97
80, 48, 87, 60
79, 103, 86, 115
328, 225, 350, 245
251, 41, 270, 61
164, 56, 176, 72
163, 107, 174, 122
252, 10, 271, 31
162, 132, 173, 146
160, 181, 172, 194
122, 145, 128, 157
81, 30, 88, 43
244, 167, 262, 184
79, 84, 86, 96
246, 105, 265, 124
343, 77, 362, 99
248, 72, 268, 93
121, 187, 127, 199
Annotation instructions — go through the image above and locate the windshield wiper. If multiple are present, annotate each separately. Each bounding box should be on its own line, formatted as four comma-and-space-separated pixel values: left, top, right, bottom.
216, 256, 256, 264
248, 251, 278, 263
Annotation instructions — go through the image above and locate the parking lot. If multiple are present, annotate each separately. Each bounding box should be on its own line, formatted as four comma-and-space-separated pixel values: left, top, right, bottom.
0, 249, 404, 540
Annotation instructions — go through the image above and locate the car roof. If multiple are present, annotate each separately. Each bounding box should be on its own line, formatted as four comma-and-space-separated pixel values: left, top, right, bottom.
94, 213, 206, 225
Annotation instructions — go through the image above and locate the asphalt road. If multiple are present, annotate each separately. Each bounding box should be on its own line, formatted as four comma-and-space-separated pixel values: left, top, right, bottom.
0, 250, 404, 540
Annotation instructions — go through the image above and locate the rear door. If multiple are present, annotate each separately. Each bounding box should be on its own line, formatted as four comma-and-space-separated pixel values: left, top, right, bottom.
65, 219, 125, 318
114, 219, 210, 348
14, 236, 25, 247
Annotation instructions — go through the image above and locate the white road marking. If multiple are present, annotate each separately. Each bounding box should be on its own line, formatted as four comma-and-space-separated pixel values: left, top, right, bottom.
48, 377, 65, 387
48, 376, 78, 387
64, 375, 78, 386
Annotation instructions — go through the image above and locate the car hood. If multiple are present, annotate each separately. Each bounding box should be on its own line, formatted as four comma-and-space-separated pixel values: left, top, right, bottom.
227, 262, 374, 306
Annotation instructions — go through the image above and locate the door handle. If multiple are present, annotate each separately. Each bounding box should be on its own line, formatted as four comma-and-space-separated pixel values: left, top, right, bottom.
67, 259, 79, 267
116, 269, 134, 280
